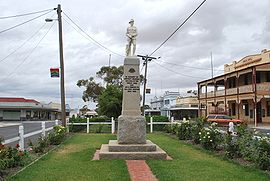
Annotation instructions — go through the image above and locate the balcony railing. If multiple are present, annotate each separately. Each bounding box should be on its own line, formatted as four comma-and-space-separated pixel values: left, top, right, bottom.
257, 82, 270, 92
239, 85, 253, 94
226, 88, 237, 95
216, 90, 225, 96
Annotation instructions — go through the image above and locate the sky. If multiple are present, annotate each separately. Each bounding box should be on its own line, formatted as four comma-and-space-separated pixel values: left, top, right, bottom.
0, 0, 270, 110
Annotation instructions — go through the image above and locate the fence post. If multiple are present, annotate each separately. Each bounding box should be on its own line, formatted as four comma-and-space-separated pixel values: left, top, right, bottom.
19, 125, 24, 151
87, 118, 90, 133
55, 119, 59, 125
41, 121, 46, 138
150, 117, 153, 133
111, 117, 115, 134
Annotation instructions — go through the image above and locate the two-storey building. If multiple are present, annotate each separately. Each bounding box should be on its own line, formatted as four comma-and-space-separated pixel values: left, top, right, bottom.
198, 49, 270, 126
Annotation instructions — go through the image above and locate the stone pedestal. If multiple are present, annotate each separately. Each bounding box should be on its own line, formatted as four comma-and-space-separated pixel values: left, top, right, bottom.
118, 115, 146, 144
98, 56, 168, 160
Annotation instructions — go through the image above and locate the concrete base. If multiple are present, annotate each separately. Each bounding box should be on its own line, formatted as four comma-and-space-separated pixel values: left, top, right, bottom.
108, 140, 156, 152
98, 140, 167, 160
118, 115, 146, 144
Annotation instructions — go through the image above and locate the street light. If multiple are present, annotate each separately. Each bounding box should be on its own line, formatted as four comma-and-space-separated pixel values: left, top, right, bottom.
45, 4, 66, 127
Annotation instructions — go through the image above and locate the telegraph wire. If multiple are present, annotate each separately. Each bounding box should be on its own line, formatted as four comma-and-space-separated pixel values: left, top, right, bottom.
0, 12, 56, 63
0, 9, 54, 34
149, 0, 207, 56
3, 21, 56, 79
62, 11, 125, 58
152, 59, 204, 79
0, 8, 54, 20
159, 60, 222, 71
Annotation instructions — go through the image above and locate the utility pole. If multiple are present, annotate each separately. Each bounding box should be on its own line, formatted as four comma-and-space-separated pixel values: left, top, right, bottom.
137, 55, 158, 116
45, 4, 66, 126
57, 4, 66, 127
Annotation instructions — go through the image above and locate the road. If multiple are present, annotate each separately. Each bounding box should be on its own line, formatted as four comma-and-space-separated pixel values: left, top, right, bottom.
0, 121, 60, 147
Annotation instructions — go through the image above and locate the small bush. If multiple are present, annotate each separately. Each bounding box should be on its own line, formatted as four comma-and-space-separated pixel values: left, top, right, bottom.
224, 133, 240, 158
69, 116, 109, 132
48, 125, 67, 145
33, 137, 50, 153
177, 120, 192, 140
254, 135, 270, 170
199, 123, 222, 150
191, 117, 206, 144
146, 116, 169, 132
164, 124, 179, 134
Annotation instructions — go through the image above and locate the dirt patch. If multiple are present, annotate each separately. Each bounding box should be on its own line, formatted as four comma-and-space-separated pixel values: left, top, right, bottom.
55, 144, 78, 155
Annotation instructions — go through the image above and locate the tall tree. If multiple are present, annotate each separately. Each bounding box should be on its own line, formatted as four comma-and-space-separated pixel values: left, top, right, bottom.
77, 77, 104, 102
98, 85, 122, 118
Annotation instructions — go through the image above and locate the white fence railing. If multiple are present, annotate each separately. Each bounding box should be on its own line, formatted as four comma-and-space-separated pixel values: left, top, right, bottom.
67, 117, 116, 134
3, 120, 59, 150
147, 117, 180, 133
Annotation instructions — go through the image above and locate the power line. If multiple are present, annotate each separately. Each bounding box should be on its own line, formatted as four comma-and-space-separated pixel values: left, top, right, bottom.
3, 22, 55, 79
150, 0, 207, 56
152, 59, 204, 79
62, 11, 125, 58
0, 9, 54, 34
159, 60, 222, 71
0, 8, 54, 20
0, 13, 56, 63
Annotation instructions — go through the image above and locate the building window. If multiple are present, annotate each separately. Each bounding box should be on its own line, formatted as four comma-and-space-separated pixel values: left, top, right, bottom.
256, 72, 261, 83
267, 102, 270, 117
244, 103, 249, 116
244, 74, 249, 85
164, 100, 170, 105
266, 72, 270, 82
231, 103, 236, 116
250, 109, 253, 118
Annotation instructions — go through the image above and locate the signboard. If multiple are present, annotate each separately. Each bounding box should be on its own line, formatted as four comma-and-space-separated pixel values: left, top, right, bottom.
50, 68, 59, 78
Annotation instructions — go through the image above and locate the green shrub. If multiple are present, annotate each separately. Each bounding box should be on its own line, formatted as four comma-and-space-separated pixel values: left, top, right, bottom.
254, 136, 270, 170
199, 123, 222, 150
177, 120, 192, 140
191, 117, 206, 144
33, 136, 50, 153
69, 116, 109, 132
0, 145, 26, 171
91, 124, 104, 133
236, 125, 257, 161
146, 116, 169, 132
48, 125, 67, 145
224, 133, 240, 158
164, 124, 179, 134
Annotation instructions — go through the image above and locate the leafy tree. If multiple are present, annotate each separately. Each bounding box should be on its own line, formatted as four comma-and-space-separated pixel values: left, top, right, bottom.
98, 85, 122, 118
77, 65, 144, 118
77, 77, 104, 102
96, 66, 123, 87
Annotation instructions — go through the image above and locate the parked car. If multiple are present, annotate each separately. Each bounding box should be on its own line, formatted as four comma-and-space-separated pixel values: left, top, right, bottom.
206, 114, 243, 125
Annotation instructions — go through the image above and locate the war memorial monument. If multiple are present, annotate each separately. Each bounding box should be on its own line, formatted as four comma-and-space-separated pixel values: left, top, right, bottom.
98, 19, 167, 160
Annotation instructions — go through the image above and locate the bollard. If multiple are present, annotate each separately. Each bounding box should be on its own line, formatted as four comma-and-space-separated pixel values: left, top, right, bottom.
41, 121, 46, 138
111, 117, 115, 134
19, 125, 24, 151
150, 117, 153, 133
87, 118, 90, 133
171, 116, 174, 122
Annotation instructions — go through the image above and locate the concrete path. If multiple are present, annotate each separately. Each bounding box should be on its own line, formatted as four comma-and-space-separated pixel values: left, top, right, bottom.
126, 160, 157, 181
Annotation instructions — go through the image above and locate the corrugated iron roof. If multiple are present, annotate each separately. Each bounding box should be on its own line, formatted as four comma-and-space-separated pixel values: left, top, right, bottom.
0, 97, 39, 103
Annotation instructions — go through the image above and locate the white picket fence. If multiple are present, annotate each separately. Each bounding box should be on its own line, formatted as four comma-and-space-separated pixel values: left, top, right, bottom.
3, 120, 59, 150
147, 117, 180, 133
67, 117, 116, 134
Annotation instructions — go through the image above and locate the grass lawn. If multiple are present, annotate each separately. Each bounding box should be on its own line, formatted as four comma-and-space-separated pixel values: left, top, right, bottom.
7, 133, 270, 181
147, 133, 270, 181
8, 134, 130, 181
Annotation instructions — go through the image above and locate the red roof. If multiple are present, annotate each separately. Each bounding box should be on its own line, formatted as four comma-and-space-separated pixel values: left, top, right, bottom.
0, 98, 39, 103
